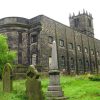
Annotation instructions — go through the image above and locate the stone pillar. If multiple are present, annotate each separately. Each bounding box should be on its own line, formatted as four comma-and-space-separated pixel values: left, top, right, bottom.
46, 41, 66, 100
2, 63, 13, 92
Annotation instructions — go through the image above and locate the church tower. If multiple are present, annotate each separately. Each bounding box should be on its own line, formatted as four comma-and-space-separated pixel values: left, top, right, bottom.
69, 10, 94, 37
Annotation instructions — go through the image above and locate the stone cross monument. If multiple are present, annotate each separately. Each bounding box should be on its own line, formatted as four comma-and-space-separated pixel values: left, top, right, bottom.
26, 65, 43, 100
46, 41, 66, 100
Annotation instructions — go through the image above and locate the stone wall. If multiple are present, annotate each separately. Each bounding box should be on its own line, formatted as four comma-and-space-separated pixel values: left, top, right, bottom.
0, 15, 99, 74
39, 15, 100, 74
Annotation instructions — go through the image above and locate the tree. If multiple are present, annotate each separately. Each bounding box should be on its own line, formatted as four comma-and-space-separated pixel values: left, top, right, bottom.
0, 34, 16, 78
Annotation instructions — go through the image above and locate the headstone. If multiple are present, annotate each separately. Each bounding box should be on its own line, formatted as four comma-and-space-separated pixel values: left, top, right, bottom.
2, 63, 13, 92
46, 41, 67, 100
26, 65, 43, 100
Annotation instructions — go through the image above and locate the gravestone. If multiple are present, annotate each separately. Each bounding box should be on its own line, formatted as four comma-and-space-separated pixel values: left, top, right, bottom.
26, 65, 43, 100
2, 63, 13, 92
46, 41, 67, 100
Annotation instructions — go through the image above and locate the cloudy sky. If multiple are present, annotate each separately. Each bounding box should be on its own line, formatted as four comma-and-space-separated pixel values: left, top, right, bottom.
0, 0, 100, 39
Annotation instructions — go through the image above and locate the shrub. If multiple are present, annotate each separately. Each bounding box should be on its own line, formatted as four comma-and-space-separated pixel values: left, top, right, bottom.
0, 34, 16, 79
88, 75, 100, 81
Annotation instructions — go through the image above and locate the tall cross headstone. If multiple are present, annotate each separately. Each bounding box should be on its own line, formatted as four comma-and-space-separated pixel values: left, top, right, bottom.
46, 41, 66, 100
26, 65, 44, 100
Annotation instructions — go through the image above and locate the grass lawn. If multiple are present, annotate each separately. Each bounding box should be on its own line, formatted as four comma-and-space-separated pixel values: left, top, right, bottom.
0, 75, 100, 100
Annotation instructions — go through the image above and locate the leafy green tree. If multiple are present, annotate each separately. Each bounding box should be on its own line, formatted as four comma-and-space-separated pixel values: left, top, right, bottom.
0, 34, 16, 78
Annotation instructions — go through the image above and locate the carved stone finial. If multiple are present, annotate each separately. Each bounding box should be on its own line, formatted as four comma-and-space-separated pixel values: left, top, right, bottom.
73, 12, 75, 17
78, 11, 80, 15
83, 9, 85, 14
69, 13, 71, 19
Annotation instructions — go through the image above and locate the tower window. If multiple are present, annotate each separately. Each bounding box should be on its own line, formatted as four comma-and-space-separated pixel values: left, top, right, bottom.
88, 19, 92, 27
74, 18, 79, 27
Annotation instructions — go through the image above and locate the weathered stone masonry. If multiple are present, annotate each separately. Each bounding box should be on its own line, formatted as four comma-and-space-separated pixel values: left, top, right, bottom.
0, 12, 100, 74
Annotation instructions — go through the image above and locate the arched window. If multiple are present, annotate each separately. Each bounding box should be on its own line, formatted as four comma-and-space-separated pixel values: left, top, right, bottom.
77, 45, 81, 52
97, 51, 99, 56
79, 59, 82, 65
86, 60, 89, 71
78, 59, 82, 69
91, 49, 94, 55
61, 56, 65, 68
70, 57, 74, 69
69, 43, 73, 49
86, 60, 89, 67
84, 47, 88, 53
59, 40, 64, 47
91, 62, 95, 72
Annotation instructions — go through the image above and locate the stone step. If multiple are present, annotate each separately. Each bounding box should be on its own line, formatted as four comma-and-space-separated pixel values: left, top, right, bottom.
48, 86, 62, 91
46, 90, 64, 97
47, 97, 67, 100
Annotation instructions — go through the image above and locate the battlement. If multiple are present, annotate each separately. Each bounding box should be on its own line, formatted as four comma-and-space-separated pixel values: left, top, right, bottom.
69, 9, 93, 19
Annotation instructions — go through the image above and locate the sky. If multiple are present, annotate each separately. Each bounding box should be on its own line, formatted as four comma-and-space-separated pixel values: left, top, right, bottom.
0, 0, 100, 39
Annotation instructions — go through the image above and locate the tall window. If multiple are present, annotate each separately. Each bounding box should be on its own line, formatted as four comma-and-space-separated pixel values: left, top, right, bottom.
97, 51, 99, 56
78, 59, 83, 71
84, 47, 88, 53
59, 40, 64, 47
79, 59, 82, 65
61, 56, 65, 68
70, 57, 74, 69
77, 45, 81, 52
74, 18, 79, 27
91, 49, 94, 55
31, 35, 37, 43
91, 62, 95, 72
86, 60, 89, 67
86, 60, 89, 71
68, 43, 73, 49
48, 36, 53, 44
88, 19, 92, 27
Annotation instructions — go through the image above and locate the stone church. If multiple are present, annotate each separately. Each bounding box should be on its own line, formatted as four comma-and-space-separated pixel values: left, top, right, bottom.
0, 11, 100, 74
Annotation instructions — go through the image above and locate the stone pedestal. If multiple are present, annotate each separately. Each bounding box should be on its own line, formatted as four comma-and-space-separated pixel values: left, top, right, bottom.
46, 70, 67, 100
46, 41, 67, 100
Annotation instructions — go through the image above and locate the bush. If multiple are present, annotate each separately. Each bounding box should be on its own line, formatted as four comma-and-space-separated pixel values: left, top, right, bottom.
88, 75, 100, 81
0, 34, 16, 78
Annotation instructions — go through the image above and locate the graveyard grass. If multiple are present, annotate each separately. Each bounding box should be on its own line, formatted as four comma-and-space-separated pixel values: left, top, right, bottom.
0, 75, 100, 100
